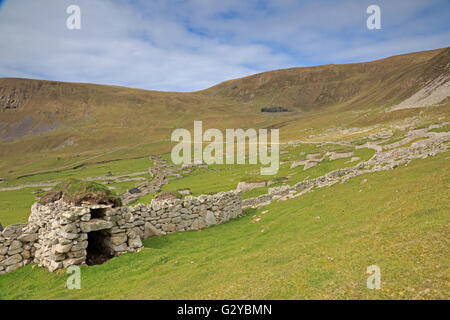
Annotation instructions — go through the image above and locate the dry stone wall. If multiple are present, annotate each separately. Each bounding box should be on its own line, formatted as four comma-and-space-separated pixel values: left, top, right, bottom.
0, 190, 242, 275
30, 201, 143, 272
243, 128, 450, 209
127, 191, 242, 237
0, 223, 37, 274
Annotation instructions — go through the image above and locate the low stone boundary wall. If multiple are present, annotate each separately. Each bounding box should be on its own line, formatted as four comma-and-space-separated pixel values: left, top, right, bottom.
127, 190, 242, 238
0, 190, 242, 275
242, 130, 450, 209
0, 223, 37, 274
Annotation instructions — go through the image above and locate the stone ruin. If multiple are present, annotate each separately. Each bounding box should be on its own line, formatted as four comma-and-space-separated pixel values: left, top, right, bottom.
242, 127, 450, 209
0, 190, 242, 274
120, 156, 209, 205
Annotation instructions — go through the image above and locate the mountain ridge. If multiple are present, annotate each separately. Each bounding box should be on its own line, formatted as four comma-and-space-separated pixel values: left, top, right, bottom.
0, 47, 449, 178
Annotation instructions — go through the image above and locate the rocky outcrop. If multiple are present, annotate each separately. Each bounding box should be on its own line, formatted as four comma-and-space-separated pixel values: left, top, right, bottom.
389, 74, 450, 111
0, 87, 25, 110
261, 106, 291, 113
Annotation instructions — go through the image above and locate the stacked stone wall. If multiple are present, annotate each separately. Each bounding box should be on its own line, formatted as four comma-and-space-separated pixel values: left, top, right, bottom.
0, 190, 242, 274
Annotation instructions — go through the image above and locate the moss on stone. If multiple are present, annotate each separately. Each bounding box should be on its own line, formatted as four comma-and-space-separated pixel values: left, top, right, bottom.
40, 179, 121, 207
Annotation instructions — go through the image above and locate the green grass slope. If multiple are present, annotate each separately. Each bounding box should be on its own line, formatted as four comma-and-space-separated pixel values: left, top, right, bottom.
1, 152, 448, 300
203, 48, 448, 111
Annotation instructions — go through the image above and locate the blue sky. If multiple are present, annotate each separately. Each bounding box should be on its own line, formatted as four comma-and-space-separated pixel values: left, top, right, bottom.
0, 0, 449, 91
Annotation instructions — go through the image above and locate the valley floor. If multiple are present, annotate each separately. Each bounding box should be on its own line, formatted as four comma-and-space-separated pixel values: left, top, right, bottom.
1, 48, 449, 299
0, 103, 449, 299
0, 151, 448, 299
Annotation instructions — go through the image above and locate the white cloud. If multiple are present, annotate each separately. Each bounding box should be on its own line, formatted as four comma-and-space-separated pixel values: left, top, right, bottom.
0, 0, 448, 91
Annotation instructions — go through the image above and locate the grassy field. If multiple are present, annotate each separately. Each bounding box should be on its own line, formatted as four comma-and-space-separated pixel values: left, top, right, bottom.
0, 48, 449, 300
159, 144, 374, 198
0, 140, 376, 226
0, 157, 154, 225
1, 151, 448, 300
0, 157, 153, 188
0, 188, 40, 226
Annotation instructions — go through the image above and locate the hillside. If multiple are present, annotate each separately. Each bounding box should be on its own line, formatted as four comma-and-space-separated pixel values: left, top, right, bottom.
1, 151, 448, 299
203, 47, 449, 111
0, 47, 449, 300
0, 47, 449, 180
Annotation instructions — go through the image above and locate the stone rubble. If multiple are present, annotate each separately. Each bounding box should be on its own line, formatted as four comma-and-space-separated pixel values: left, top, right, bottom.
327, 151, 354, 161
236, 181, 266, 192
389, 74, 450, 111
243, 124, 449, 209
290, 152, 327, 170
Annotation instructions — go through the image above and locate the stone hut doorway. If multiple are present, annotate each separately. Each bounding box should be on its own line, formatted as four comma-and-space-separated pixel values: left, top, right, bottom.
86, 230, 113, 266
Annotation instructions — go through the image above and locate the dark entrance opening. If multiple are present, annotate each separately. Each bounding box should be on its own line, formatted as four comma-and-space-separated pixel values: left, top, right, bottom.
90, 208, 106, 219
86, 230, 113, 266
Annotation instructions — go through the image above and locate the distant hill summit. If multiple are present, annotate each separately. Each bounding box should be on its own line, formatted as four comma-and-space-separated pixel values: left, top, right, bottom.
0, 47, 449, 178
204, 47, 449, 111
